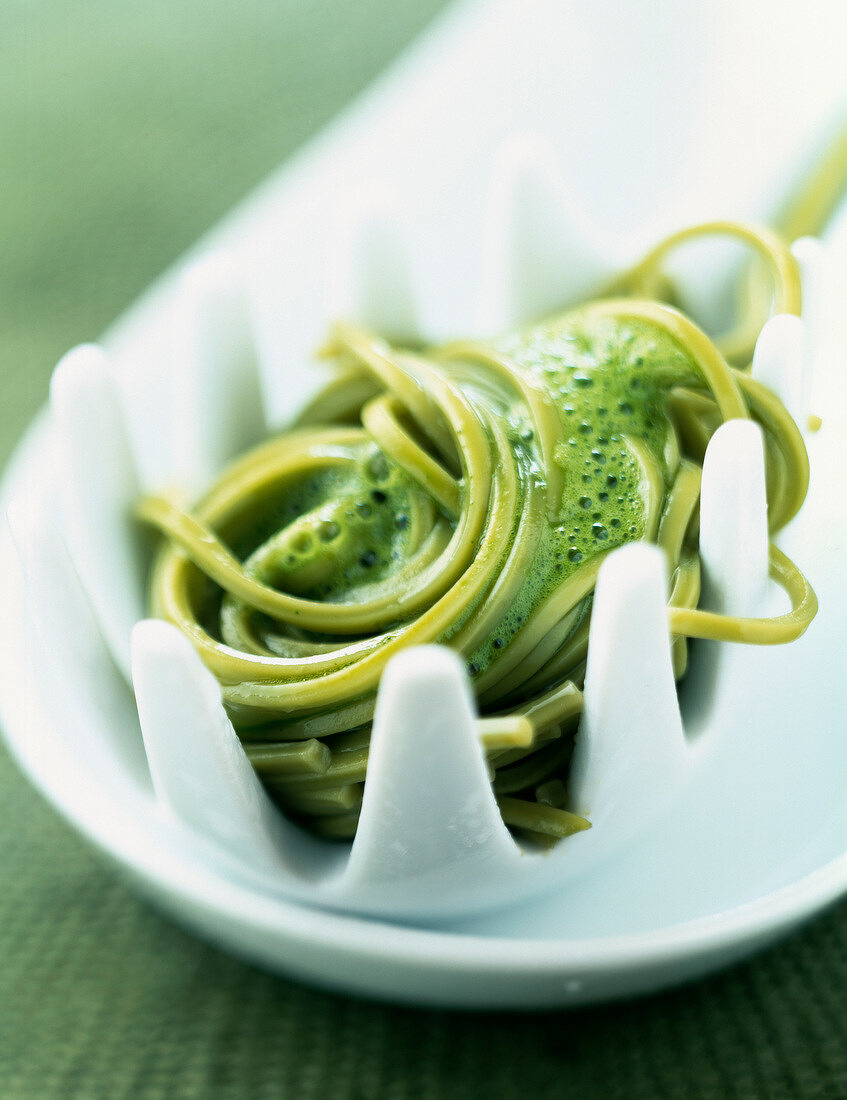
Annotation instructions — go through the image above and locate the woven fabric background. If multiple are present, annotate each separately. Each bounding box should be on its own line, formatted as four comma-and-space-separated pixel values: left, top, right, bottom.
1, 3, 845, 1097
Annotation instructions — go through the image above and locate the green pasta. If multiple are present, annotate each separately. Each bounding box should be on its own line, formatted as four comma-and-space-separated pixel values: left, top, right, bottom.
138, 221, 818, 845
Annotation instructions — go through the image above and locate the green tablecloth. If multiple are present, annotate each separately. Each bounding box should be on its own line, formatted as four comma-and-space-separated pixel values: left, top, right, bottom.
1, 3, 845, 1096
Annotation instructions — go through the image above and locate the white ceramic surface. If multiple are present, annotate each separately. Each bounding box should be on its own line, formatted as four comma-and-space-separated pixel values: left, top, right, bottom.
2, 0, 847, 1006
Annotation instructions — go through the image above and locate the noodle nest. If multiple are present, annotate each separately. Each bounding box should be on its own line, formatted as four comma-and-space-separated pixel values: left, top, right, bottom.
139, 222, 818, 844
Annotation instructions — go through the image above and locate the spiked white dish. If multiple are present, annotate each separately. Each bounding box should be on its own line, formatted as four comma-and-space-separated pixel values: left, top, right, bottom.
2, 0, 847, 1004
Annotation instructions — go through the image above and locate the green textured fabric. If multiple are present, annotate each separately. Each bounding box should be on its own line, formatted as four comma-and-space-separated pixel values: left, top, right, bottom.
1, 3, 845, 1097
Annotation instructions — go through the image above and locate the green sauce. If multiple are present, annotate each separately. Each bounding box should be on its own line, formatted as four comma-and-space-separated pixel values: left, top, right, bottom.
460, 312, 698, 677
235, 452, 420, 601
228, 311, 699, 678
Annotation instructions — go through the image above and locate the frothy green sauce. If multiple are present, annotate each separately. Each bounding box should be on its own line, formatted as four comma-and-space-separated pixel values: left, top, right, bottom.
233, 449, 419, 599
237, 311, 699, 674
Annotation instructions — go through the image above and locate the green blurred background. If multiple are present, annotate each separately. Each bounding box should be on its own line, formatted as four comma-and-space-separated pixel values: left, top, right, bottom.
0, 0, 451, 467
1, 2, 845, 1097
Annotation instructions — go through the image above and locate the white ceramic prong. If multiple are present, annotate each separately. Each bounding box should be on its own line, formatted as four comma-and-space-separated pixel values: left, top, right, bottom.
477, 134, 614, 331
569, 543, 686, 822
792, 237, 825, 335
246, 250, 333, 431
751, 315, 807, 430
345, 646, 519, 897
171, 253, 266, 501
699, 420, 769, 618
49, 345, 146, 678
131, 620, 289, 873
791, 236, 826, 421
333, 202, 419, 343
682, 420, 771, 734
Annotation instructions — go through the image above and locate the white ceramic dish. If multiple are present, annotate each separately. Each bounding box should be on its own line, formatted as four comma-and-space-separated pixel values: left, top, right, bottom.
2, 0, 846, 1006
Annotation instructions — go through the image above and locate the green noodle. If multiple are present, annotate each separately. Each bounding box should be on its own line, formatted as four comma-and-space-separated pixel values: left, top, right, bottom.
138, 221, 818, 845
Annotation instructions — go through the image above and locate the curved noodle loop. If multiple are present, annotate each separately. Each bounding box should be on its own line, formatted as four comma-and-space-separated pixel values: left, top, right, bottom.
139, 222, 817, 844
